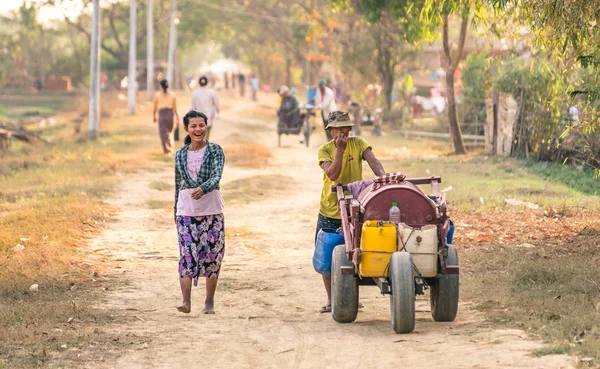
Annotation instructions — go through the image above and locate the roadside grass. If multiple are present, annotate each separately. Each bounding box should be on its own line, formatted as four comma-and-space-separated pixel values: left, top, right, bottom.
533, 344, 572, 357
222, 175, 295, 204
461, 241, 600, 361
370, 134, 600, 361
374, 154, 600, 213
149, 181, 173, 191
0, 92, 73, 122
0, 91, 183, 286
146, 199, 172, 210
0, 278, 135, 368
0, 90, 187, 366
224, 143, 272, 168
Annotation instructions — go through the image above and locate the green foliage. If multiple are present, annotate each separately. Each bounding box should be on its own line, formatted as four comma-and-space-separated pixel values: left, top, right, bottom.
494, 54, 569, 159
461, 52, 490, 124
494, 0, 600, 172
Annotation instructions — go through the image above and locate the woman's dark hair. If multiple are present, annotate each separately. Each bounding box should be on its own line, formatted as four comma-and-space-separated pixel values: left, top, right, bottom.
160, 79, 168, 93
183, 110, 209, 145
199, 76, 208, 87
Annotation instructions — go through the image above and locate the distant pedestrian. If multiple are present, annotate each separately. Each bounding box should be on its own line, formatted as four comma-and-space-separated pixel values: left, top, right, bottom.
153, 79, 179, 155
224, 72, 229, 90
569, 105, 580, 126
190, 76, 220, 141
238, 73, 246, 97
249, 74, 259, 101
315, 78, 337, 141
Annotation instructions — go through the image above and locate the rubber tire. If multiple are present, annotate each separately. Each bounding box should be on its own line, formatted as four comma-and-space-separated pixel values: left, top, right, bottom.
303, 118, 310, 147
430, 245, 459, 322
331, 245, 359, 323
389, 252, 415, 334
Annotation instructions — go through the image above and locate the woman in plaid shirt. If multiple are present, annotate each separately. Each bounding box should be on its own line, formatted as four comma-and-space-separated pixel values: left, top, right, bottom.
174, 110, 225, 314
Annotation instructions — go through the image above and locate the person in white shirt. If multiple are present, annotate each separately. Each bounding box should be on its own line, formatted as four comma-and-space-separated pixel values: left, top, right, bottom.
568, 105, 580, 125
190, 76, 220, 140
315, 78, 337, 141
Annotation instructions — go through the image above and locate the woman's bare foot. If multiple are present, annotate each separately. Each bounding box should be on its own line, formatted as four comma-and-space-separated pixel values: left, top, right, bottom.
177, 302, 191, 314
202, 301, 215, 314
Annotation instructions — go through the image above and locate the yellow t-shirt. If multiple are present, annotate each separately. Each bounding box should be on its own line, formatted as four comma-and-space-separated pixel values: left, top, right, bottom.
318, 137, 371, 219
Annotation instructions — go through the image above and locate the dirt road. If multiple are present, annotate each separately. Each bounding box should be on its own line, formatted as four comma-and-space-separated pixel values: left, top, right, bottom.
92, 101, 575, 369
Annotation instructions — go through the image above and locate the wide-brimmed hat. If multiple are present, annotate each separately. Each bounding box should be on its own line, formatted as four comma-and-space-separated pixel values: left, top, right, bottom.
325, 111, 354, 130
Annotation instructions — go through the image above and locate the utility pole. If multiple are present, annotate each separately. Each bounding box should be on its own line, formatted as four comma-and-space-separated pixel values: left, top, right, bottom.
128, 0, 137, 115
166, 0, 177, 85
89, 0, 100, 140
147, 0, 154, 100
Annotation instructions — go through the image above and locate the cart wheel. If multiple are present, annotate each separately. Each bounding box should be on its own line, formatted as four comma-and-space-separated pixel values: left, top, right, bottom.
389, 252, 415, 334
430, 245, 459, 322
332, 245, 359, 323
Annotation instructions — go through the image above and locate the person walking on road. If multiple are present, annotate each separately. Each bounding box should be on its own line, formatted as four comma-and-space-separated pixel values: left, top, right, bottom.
315, 111, 385, 313
249, 74, 259, 101
315, 78, 337, 141
153, 79, 179, 155
174, 110, 226, 314
190, 76, 220, 141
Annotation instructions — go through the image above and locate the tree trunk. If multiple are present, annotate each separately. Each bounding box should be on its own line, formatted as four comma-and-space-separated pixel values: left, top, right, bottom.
442, 13, 468, 155
147, 0, 154, 101
286, 57, 292, 87
89, 0, 101, 140
445, 71, 467, 154
166, 0, 177, 85
382, 68, 394, 115
128, 0, 137, 115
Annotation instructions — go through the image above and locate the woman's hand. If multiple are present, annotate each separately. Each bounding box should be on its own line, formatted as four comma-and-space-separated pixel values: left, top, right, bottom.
190, 187, 204, 200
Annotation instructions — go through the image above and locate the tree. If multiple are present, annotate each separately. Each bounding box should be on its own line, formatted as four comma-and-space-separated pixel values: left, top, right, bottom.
494, 0, 600, 174
441, 6, 469, 154
166, 0, 176, 85
147, 0, 154, 100
89, 0, 100, 139
128, 0, 137, 115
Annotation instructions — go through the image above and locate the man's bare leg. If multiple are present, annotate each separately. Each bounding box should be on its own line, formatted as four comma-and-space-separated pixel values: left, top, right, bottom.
320, 275, 332, 313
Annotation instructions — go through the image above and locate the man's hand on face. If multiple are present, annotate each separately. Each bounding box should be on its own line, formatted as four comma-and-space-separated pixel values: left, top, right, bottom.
335, 132, 348, 151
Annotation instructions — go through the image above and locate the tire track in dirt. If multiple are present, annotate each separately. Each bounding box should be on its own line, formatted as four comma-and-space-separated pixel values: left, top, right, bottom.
93, 96, 576, 369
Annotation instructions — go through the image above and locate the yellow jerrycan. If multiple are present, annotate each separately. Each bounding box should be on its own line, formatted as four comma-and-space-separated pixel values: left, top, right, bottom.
360, 220, 397, 277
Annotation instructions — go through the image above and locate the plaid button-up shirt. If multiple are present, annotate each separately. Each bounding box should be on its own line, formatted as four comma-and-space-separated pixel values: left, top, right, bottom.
174, 142, 225, 220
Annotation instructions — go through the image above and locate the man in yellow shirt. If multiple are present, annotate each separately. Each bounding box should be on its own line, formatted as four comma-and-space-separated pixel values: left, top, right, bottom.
316, 111, 385, 313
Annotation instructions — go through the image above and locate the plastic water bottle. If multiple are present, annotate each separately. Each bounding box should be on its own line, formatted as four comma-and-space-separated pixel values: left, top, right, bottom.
389, 202, 401, 225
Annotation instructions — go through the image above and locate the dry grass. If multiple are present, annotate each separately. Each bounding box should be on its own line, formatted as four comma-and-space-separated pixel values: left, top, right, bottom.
222, 175, 294, 204
370, 133, 600, 360
149, 181, 173, 191
224, 143, 272, 168
0, 278, 135, 368
461, 236, 600, 361
0, 90, 185, 288
146, 199, 172, 210
0, 90, 188, 366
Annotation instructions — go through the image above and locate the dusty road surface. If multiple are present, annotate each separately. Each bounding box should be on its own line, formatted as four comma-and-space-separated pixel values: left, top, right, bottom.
90, 100, 575, 369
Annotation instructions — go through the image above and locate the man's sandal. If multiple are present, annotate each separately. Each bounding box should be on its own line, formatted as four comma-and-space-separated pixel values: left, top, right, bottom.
319, 304, 332, 313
